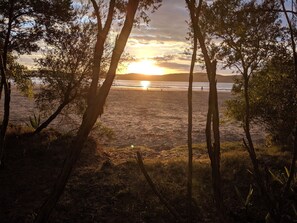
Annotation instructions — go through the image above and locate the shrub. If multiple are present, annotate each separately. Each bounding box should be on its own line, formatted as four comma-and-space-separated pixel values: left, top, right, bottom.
226, 50, 297, 147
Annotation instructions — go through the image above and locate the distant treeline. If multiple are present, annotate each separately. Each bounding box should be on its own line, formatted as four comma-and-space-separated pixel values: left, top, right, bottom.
117, 73, 236, 83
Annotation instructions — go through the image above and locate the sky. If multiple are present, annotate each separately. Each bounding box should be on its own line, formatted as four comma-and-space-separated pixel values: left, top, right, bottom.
19, 0, 232, 75
122, 0, 191, 74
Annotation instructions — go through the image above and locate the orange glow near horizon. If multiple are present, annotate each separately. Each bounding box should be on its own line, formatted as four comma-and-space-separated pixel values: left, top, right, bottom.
126, 60, 165, 75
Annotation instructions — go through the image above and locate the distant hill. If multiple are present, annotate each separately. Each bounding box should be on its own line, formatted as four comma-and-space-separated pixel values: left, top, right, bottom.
117, 73, 236, 83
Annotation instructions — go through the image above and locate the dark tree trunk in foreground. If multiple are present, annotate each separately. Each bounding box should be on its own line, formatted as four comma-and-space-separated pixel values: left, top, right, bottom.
186, 4, 198, 222
186, 0, 227, 222
0, 56, 10, 167
33, 101, 69, 135
136, 152, 183, 222
242, 75, 279, 221
34, 1, 139, 222
280, 0, 297, 197
0, 1, 13, 167
205, 61, 225, 222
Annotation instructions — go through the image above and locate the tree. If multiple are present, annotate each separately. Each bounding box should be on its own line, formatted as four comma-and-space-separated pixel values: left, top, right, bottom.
279, 0, 297, 214
33, 4, 131, 135
205, 0, 285, 221
34, 0, 162, 222
186, 1, 227, 222
0, 0, 73, 166
33, 7, 96, 134
5, 54, 33, 97
226, 49, 296, 146
186, 3, 197, 222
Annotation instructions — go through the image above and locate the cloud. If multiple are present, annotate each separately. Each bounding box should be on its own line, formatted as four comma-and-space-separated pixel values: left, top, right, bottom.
156, 61, 190, 73
17, 1, 203, 74
153, 55, 176, 62
129, 0, 189, 45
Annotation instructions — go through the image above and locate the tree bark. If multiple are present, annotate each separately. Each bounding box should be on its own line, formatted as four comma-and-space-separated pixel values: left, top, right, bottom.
0, 58, 10, 167
280, 0, 297, 198
34, 1, 140, 222
242, 75, 279, 222
0, 0, 14, 167
87, 0, 116, 104
205, 60, 227, 223
186, 8, 198, 222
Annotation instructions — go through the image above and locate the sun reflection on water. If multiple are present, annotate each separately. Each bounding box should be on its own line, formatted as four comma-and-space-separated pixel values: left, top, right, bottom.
140, 81, 150, 90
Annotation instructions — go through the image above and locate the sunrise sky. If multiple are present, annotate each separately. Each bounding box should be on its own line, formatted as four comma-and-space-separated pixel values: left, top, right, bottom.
19, 0, 232, 75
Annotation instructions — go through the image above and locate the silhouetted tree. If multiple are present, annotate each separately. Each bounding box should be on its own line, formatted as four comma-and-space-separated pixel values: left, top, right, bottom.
186, 1, 197, 221
34, 4, 131, 134
186, 1, 227, 222
33, 7, 96, 134
0, 0, 73, 166
226, 48, 296, 147
205, 0, 284, 221
279, 0, 297, 211
34, 0, 161, 222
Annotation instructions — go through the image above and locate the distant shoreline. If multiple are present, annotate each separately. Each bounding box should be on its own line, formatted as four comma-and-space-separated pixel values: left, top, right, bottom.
112, 80, 233, 92
116, 72, 237, 83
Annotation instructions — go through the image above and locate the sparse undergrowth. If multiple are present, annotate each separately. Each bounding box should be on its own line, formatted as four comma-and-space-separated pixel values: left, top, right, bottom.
0, 126, 294, 223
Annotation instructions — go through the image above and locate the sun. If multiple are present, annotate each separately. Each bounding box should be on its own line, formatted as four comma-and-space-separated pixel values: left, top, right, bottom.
126, 59, 164, 75
140, 80, 150, 89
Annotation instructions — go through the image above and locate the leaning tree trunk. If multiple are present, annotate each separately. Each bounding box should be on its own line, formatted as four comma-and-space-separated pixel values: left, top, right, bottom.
33, 100, 69, 135
34, 1, 140, 222
33, 104, 100, 223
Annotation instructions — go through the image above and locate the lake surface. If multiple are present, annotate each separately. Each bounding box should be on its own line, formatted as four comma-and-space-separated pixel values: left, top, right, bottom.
113, 80, 233, 92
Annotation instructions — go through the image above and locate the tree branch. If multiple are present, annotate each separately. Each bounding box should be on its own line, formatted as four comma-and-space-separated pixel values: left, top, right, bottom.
136, 152, 183, 222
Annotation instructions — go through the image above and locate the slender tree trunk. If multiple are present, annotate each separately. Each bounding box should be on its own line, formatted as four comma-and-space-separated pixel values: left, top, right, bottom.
136, 152, 183, 222
0, 59, 10, 167
0, 1, 14, 167
33, 105, 100, 223
206, 61, 226, 223
242, 76, 279, 222
187, 17, 198, 223
34, 1, 140, 222
87, 0, 116, 104
186, 1, 227, 222
33, 100, 69, 135
280, 0, 297, 197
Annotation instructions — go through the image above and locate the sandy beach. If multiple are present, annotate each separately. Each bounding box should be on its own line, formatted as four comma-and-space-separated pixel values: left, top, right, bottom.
0, 86, 265, 150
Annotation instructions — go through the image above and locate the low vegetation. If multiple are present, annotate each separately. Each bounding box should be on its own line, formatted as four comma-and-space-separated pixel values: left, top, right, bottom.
0, 126, 295, 223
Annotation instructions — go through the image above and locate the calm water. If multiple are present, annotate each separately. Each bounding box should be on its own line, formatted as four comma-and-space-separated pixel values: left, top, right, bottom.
31, 78, 233, 92
113, 80, 233, 92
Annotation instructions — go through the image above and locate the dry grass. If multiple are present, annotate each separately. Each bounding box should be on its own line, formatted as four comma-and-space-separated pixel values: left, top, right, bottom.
0, 126, 294, 223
